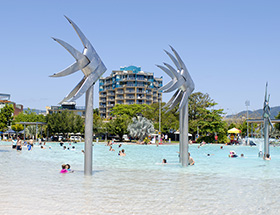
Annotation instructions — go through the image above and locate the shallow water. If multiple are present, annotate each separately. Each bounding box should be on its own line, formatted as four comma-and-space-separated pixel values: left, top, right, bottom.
1, 141, 280, 214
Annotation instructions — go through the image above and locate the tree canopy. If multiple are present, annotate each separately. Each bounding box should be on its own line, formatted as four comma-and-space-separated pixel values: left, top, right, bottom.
0, 104, 14, 132
46, 110, 84, 136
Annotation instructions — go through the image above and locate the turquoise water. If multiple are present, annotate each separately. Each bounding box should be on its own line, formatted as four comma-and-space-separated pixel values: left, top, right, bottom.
1, 141, 280, 214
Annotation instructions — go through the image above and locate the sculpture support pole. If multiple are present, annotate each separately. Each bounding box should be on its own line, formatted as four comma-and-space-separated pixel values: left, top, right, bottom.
179, 109, 183, 163
264, 118, 269, 157
84, 85, 93, 175
181, 101, 189, 167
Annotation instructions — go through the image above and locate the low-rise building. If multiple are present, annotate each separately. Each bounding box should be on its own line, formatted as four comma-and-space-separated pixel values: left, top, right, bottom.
46, 102, 86, 117
0, 93, 23, 116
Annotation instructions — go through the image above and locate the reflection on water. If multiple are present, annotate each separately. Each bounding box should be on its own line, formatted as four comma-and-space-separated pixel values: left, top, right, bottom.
1, 142, 280, 214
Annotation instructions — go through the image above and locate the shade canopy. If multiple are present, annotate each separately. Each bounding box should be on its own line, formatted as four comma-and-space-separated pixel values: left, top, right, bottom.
174, 130, 192, 136
5, 129, 16, 134
227, 128, 241, 134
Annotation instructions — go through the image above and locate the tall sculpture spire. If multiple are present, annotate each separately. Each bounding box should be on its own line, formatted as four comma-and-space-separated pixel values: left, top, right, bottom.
263, 82, 273, 158
51, 16, 106, 175
157, 46, 194, 166
50, 16, 106, 104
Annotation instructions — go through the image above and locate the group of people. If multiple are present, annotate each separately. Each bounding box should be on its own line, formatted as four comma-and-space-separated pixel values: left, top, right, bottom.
163, 152, 195, 165
12, 137, 35, 151
107, 141, 126, 156
11, 137, 55, 151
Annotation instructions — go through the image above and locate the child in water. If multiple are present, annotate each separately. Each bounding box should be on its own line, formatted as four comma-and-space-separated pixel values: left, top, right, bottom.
66, 164, 74, 173
60, 164, 68, 174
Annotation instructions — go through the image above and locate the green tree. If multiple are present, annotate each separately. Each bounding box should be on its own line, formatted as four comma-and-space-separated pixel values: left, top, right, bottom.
143, 103, 179, 134
0, 104, 14, 132
188, 92, 217, 136
228, 123, 237, 130
11, 124, 24, 133
111, 104, 151, 118
12, 108, 46, 136
197, 108, 228, 143
46, 110, 84, 136
14, 108, 46, 122
238, 120, 248, 137
105, 115, 130, 141
93, 109, 104, 134
275, 112, 280, 131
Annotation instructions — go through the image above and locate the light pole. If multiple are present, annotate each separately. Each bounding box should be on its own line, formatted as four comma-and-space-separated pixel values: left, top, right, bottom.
245, 100, 250, 145
158, 97, 161, 144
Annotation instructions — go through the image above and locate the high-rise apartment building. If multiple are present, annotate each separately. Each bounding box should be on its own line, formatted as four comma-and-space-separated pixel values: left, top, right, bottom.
99, 66, 162, 118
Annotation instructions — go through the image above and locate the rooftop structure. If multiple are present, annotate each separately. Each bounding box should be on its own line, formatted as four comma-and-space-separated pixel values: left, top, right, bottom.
0, 93, 10, 101
99, 66, 162, 118
46, 102, 86, 117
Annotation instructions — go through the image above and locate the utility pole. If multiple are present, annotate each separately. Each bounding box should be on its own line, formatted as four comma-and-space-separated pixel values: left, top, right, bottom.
245, 100, 250, 145
158, 98, 161, 144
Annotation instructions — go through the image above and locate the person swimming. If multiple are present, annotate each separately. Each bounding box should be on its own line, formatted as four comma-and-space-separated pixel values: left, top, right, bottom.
66, 164, 74, 173
27, 143, 32, 151
119, 149, 126, 156
60, 164, 68, 174
264, 153, 271, 160
229, 151, 238, 158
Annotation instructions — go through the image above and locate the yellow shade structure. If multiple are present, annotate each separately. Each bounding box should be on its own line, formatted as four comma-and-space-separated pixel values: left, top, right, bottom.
227, 128, 241, 134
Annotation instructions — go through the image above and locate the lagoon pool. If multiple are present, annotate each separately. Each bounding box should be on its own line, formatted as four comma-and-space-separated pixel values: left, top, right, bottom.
1, 141, 280, 214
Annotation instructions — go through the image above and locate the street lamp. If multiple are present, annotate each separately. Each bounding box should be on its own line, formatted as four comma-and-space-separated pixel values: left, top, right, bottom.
158, 97, 161, 144
245, 100, 250, 145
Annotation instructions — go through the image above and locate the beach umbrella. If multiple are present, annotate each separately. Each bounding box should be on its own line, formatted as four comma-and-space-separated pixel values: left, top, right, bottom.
5, 129, 16, 134
227, 128, 241, 134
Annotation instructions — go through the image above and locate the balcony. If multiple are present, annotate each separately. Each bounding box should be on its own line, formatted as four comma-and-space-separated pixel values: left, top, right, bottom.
125, 91, 135, 94
125, 96, 135, 99
116, 96, 124, 100
100, 94, 106, 97
137, 96, 146, 100
126, 84, 135, 87
125, 102, 135, 105
104, 81, 112, 86
116, 91, 124, 94
137, 84, 147, 87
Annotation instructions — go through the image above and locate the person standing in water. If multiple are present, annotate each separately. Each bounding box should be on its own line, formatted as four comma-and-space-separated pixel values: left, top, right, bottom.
188, 152, 195, 165
16, 137, 22, 151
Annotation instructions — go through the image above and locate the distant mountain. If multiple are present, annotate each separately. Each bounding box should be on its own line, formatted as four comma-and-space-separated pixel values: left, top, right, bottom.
227, 106, 280, 119
23, 108, 46, 115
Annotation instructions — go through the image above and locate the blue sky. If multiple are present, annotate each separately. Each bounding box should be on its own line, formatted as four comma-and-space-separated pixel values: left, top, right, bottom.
0, 0, 279, 115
